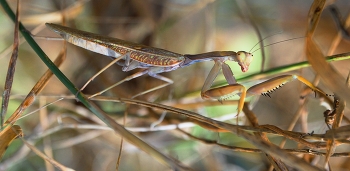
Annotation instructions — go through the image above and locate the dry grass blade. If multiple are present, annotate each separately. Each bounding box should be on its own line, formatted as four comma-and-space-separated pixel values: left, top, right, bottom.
260, 125, 325, 149
236, 129, 323, 171
5, 49, 66, 124
306, 38, 350, 104
170, 100, 238, 109
329, 5, 350, 52
1, 0, 20, 128
21, 0, 85, 25
329, 5, 350, 41
306, 1, 350, 104
53, 130, 104, 149
0, 23, 46, 60
176, 128, 262, 153
325, 125, 350, 140
39, 97, 54, 171
0, 125, 22, 160
332, 73, 349, 129
20, 137, 75, 171
307, 0, 326, 34
243, 103, 287, 171
176, 128, 349, 157
116, 104, 129, 171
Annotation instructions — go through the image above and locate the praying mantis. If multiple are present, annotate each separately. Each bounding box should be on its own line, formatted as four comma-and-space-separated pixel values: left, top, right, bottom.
45, 23, 327, 115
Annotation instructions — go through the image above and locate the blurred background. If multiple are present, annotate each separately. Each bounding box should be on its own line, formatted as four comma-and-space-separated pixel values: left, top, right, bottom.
0, 0, 350, 170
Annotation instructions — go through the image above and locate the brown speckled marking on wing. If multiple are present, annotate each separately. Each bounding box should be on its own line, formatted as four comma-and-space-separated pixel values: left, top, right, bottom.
130, 51, 183, 66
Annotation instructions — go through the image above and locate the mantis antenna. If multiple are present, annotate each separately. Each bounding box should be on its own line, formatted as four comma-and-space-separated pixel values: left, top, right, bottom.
251, 36, 305, 54
248, 31, 283, 52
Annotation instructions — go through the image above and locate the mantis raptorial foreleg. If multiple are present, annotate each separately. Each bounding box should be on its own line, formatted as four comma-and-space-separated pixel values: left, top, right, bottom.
204, 84, 247, 124
203, 75, 328, 120
201, 61, 222, 99
201, 60, 247, 118
222, 63, 237, 85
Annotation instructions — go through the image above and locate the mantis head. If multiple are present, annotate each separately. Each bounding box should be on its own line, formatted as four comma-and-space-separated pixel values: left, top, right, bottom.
233, 51, 253, 72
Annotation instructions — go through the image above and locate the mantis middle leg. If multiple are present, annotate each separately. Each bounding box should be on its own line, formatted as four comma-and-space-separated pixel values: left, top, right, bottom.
88, 67, 174, 99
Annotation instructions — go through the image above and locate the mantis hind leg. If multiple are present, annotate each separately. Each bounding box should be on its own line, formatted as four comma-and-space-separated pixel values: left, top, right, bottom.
79, 52, 131, 94
88, 69, 149, 99
131, 73, 174, 99
78, 55, 124, 94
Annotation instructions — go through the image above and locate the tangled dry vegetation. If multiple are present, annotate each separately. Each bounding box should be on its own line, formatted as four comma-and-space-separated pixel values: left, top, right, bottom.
1, 0, 350, 170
